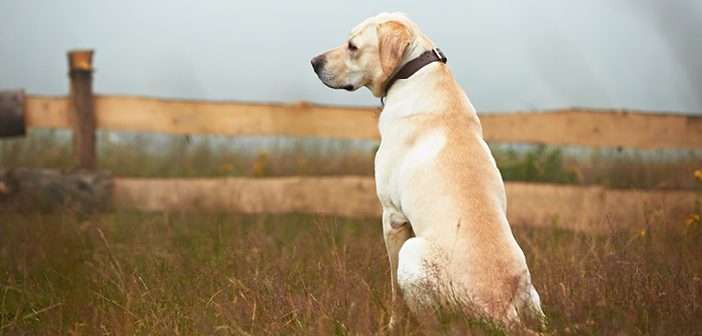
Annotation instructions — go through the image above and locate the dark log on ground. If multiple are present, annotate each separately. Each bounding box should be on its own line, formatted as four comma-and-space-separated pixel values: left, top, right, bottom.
0, 169, 113, 212
0, 90, 26, 137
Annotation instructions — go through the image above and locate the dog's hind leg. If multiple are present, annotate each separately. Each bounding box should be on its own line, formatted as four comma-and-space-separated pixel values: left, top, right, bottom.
396, 237, 445, 316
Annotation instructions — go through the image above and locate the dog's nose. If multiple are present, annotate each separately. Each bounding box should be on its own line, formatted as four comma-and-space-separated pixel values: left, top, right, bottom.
310, 55, 320, 67
311, 55, 325, 74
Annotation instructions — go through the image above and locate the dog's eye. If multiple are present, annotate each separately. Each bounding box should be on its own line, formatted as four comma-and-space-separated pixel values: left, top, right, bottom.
347, 42, 358, 51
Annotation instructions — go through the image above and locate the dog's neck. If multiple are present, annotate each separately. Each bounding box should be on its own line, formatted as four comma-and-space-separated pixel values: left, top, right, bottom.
380, 62, 447, 115
382, 48, 447, 99
377, 56, 480, 137
380, 41, 449, 111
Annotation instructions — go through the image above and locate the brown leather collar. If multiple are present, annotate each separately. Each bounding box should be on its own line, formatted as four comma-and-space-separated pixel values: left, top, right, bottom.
383, 48, 447, 98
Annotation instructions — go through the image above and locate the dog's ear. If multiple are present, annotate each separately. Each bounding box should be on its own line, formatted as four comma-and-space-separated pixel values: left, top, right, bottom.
376, 21, 410, 76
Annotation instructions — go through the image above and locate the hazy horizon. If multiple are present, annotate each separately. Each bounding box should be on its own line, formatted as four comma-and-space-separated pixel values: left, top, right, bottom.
1, 0, 700, 114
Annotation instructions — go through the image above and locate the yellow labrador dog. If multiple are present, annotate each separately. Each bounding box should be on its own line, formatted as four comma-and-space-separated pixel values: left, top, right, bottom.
312, 12, 544, 331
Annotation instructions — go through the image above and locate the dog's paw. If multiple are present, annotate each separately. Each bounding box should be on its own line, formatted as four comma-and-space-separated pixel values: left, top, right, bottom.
388, 315, 398, 329
380, 315, 400, 335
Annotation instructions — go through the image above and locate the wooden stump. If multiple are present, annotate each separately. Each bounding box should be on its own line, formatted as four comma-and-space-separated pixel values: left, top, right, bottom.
0, 169, 113, 212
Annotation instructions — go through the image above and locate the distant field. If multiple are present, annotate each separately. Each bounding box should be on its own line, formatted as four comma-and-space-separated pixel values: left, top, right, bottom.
1, 129, 701, 189
1, 211, 701, 335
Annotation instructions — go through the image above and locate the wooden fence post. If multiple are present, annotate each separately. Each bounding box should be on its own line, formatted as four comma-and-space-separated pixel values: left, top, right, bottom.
68, 50, 96, 171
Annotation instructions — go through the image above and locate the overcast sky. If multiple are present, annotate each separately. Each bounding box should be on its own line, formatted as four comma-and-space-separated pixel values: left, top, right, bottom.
1, 0, 700, 114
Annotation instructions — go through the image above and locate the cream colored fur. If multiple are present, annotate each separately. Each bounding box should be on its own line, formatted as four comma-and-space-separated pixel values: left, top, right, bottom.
312, 12, 545, 332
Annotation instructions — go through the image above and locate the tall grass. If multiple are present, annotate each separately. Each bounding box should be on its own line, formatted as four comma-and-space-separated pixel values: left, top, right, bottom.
1, 210, 701, 335
0, 130, 375, 178
2, 130, 700, 189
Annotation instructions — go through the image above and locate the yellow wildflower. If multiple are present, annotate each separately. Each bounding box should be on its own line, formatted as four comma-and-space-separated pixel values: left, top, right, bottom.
684, 213, 700, 227
637, 228, 646, 238
251, 161, 266, 176
297, 156, 308, 168
695, 169, 702, 183
251, 150, 271, 176
220, 162, 234, 174
350, 149, 362, 162
257, 150, 269, 160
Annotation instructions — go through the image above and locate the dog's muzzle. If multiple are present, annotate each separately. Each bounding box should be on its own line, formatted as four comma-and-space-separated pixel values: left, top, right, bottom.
311, 54, 355, 91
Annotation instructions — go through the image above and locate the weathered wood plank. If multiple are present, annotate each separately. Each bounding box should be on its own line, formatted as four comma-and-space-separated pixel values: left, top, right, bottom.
503, 182, 694, 233
23, 96, 380, 139
113, 177, 696, 233
24, 96, 70, 128
113, 176, 379, 218
480, 108, 702, 149
93, 96, 381, 139
22, 95, 702, 148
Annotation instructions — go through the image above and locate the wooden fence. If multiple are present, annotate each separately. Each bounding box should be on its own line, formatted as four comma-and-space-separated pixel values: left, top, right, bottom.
22, 95, 702, 149
1, 50, 700, 232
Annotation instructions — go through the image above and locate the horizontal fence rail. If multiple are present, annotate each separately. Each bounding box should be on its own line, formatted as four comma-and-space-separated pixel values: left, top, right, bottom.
23, 95, 702, 149
0, 169, 694, 234
25, 96, 380, 140
113, 177, 695, 234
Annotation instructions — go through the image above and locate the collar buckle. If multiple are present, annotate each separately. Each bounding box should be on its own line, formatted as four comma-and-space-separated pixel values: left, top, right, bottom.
433, 48, 447, 63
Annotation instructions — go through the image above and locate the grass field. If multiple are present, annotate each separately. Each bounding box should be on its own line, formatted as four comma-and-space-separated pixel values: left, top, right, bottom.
2, 130, 702, 334
1, 210, 701, 335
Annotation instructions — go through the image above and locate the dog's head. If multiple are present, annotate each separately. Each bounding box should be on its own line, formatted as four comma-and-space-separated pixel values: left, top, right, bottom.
311, 12, 430, 97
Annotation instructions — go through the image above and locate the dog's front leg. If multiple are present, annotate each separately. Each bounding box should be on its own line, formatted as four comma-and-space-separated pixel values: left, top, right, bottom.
382, 210, 413, 330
